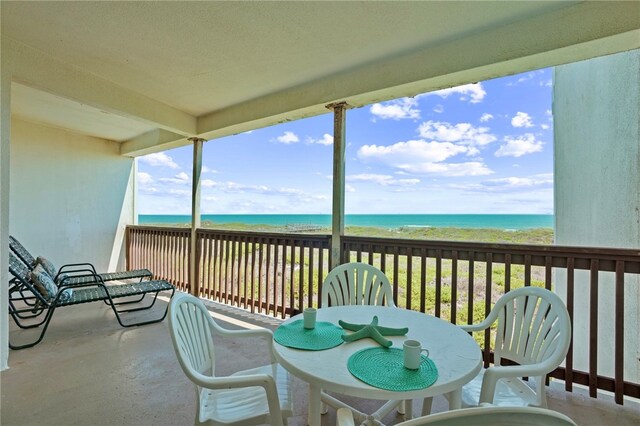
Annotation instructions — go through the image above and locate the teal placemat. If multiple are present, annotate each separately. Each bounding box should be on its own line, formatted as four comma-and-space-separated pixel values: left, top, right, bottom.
347, 347, 438, 391
274, 320, 344, 350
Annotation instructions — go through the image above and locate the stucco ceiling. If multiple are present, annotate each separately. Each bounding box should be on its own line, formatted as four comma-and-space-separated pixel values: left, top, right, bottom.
2, 1, 638, 151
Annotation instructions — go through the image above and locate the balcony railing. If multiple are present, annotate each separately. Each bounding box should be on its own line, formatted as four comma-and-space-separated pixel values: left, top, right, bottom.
126, 225, 640, 405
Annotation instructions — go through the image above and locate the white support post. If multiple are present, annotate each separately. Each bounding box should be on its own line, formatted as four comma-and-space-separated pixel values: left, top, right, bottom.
327, 102, 349, 270
0, 37, 12, 370
189, 137, 204, 297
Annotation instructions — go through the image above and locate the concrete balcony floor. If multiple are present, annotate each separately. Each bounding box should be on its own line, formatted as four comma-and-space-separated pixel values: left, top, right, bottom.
2, 292, 639, 426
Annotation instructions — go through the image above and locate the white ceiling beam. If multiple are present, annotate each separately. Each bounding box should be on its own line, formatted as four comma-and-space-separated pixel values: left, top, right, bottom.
120, 129, 188, 157
197, 1, 639, 141
5, 37, 197, 138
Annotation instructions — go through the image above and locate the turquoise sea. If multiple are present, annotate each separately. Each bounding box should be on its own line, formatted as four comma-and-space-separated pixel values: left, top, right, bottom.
138, 214, 553, 230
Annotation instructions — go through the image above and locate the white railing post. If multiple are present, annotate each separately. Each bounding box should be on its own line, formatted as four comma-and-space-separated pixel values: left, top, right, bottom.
189, 137, 205, 296
327, 102, 349, 270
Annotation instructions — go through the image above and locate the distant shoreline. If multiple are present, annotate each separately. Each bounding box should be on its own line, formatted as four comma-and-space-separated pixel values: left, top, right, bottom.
139, 213, 553, 231
137, 214, 553, 244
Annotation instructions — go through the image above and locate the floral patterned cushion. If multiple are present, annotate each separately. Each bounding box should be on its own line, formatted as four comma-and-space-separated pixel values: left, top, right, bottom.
29, 264, 58, 301
55, 272, 70, 285
58, 288, 73, 303
36, 256, 57, 278
36, 256, 69, 284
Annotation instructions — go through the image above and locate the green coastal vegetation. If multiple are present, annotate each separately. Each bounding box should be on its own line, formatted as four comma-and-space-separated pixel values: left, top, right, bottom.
199, 221, 554, 245
145, 220, 553, 346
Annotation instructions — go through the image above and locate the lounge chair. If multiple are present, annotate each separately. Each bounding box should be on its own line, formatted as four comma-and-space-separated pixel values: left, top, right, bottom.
9, 235, 153, 286
8, 252, 175, 350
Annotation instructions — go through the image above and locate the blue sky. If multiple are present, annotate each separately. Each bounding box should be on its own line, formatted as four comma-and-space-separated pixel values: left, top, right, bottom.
137, 68, 553, 215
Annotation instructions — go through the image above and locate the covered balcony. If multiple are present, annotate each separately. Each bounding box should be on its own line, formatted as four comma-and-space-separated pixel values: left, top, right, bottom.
2, 2, 640, 425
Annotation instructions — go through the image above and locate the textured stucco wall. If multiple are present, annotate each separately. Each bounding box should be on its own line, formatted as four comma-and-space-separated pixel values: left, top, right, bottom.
554, 49, 640, 382
9, 119, 134, 273
1, 36, 12, 371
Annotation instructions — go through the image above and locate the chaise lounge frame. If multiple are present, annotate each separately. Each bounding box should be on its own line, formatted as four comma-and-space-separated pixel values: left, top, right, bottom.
8, 252, 176, 350
9, 235, 153, 286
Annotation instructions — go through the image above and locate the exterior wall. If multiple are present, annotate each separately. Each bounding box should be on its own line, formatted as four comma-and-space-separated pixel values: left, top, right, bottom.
1, 36, 12, 371
9, 119, 135, 274
554, 50, 640, 382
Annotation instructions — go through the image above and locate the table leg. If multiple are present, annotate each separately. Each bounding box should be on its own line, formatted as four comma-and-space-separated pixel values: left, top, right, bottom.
404, 400, 413, 420
308, 384, 322, 426
448, 388, 462, 410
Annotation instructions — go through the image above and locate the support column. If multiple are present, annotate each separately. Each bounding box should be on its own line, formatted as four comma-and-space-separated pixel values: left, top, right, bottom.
1, 36, 12, 370
327, 102, 349, 270
189, 137, 205, 296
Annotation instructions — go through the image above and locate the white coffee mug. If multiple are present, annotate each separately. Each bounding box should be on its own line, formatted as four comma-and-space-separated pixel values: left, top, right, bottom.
303, 307, 317, 329
403, 339, 429, 370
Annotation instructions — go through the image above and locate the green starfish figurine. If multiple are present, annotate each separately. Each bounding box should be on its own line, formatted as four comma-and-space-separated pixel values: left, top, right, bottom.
339, 316, 408, 347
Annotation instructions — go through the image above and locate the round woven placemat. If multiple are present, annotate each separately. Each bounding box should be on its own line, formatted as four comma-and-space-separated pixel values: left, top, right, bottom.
347, 347, 438, 391
274, 320, 344, 350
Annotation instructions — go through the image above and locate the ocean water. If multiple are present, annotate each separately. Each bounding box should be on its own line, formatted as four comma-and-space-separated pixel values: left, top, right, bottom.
138, 214, 553, 230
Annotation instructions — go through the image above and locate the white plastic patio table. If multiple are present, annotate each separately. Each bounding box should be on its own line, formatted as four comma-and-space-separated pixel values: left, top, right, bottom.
273, 305, 482, 426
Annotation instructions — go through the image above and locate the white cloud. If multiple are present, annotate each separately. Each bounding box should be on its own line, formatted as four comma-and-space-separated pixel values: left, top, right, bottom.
275, 131, 299, 144
420, 83, 486, 103
139, 152, 179, 169
399, 161, 493, 176
540, 79, 552, 87
511, 112, 534, 128
370, 98, 420, 120
433, 104, 444, 114
347, 173, 420, 187
137, 172, 153, 185
540, 124, 550, 130
346, 184, 356, 193
359, 140, 467, 164
495, 134, 544, 157
418, 121, 497, 146
202, 179, 217, 187
213, 181, 327, 202
307, 133, 333, 146
167, 188, 191, 197
479, 113, 494, 122
450, 173, 553, 192
159, 172, 190, 184
202, 166, 218, 173
357, 140, 493, 177
466, 147, 480, 157
139, 186, 159, 194
483, 174, 552, 189
507, 72, 535, 86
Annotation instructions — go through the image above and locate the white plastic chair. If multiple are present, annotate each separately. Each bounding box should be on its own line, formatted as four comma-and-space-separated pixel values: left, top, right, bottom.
322, 262, 395, 307
336, 406, 577, 426
424, 286, 571, 414
321, 262, 404, 420
168, 292, 293, 426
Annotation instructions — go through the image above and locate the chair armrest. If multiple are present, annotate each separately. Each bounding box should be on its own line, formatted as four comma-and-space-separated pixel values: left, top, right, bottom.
211, 325, 276, 363
57, 268, 106, 288
214, 326, 273, 340
460, 317, 494, 333
58, 262, 98, 275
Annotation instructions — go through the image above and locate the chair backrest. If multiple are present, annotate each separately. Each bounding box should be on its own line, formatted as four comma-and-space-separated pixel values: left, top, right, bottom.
396, 406, 577, 426
168, 292, 217, 381
321, 262, 395, 307
9, 235, 36, 268
491, 287, 571, 370
9, 252, 33, 282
